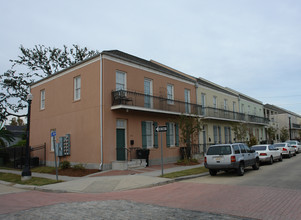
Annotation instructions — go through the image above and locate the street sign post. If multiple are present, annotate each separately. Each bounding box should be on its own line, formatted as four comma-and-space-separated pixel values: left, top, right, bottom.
51, 131, 58, 181
155, 126, 167, 176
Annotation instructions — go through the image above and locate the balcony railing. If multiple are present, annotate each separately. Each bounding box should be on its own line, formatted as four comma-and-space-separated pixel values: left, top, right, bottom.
112, 90, 202, 115
202, 107, 269, 124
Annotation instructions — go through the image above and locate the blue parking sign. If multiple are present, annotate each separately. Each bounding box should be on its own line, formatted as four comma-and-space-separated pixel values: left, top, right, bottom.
51, 131, 56, 137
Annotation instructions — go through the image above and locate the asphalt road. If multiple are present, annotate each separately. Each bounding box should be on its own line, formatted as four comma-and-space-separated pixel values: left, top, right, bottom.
184, 153, 301, 189
1, 155, 301, 220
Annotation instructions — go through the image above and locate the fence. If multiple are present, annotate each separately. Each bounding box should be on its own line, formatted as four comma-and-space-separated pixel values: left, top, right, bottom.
0, 143, 46, 168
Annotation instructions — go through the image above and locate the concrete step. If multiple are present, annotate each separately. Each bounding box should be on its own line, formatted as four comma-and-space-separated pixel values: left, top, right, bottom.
112, 159, 146, 170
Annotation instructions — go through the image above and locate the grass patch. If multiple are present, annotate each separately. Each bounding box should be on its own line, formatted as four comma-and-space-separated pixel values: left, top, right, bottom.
161, 166, 208, 179
0, 172, 62, 186
31, 166, 56, 173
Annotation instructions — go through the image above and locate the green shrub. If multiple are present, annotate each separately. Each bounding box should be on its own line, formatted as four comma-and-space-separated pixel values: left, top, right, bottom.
73, 163, 85, 170
59, 160, 71, 169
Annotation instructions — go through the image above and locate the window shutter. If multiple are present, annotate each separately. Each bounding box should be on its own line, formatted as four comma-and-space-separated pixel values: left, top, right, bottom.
229, 128, 232, 143
166, 122, 170, 147
175, 123, 179, 147
142, 121, 147, 149
153, 122, 158, 148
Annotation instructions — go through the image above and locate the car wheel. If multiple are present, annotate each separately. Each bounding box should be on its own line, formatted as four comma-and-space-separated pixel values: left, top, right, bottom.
294, 151, 297, 156
252, 158, 260, 170
237, 163, 245, 176
269, 156, 273, 165
289, 152, 292, 158
279, 154, 283, 162
209, 169, 217, 176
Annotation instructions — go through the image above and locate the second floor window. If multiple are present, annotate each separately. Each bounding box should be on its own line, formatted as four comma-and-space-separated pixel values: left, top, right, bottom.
224, 99, 228, 110
144, 78, 153, 108
40, 89, 45, 110
213, 96, 217, 108
185, 89, 191, 113
116, 71, 126, 91
167, 84, 174, 104
74, 76, 81, 101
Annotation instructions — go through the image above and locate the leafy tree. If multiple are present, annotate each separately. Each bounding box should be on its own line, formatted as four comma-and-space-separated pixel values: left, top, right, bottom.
232, 123, 248, 142
0, 127, 15, 147
174, 115, 202, 160
280, 127, 289, 142
0, 44, 99, 121
10, 117, 18, 126
266, 126, 277, 143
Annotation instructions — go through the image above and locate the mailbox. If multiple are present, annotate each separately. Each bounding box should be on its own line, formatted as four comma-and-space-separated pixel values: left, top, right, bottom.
57, 134, 71, 157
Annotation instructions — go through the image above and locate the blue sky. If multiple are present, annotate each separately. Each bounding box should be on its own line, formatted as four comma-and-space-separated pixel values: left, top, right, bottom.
1, 0, 301, 115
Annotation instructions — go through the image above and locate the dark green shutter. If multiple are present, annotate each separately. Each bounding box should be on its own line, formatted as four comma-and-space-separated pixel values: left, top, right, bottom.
175, 123, 179, 147
142, 121, 147, 149
166, 122, 170, 147
153, 122, 158, 148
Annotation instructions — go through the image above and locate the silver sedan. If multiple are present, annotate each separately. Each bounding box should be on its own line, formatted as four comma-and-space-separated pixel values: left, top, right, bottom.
251, 144, 282, 164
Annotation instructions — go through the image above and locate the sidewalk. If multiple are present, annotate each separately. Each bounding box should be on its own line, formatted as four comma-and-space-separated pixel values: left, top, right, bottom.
0, 163, 208, 194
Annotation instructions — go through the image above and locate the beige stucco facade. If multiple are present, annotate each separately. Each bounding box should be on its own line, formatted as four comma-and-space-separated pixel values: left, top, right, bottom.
30, 52, 199, 170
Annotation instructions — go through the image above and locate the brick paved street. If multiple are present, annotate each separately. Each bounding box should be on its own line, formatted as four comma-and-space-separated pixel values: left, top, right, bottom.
1, 182, 301, 219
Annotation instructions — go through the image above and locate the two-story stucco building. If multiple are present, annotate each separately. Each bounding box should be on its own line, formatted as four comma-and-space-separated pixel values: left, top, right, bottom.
30, 50, 201, 170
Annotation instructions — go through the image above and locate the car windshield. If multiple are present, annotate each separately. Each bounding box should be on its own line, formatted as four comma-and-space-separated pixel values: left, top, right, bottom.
207, 145, 232, 155
251, 146, 266, 151
286, 141, 296, 145
274, 143, 285, 147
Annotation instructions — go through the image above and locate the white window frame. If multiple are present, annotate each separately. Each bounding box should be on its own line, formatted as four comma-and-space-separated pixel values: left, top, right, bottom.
74, 76, 81, 101
213, 96, 217, 108
167, 84, 174, 105
168, 122, 176, 146
224, 99, 228, 110
145, 121, 154, 148
144, 78, 153, 108
116, 70, 126, 91
185, 89, 191, 113
40, 89, 45, 110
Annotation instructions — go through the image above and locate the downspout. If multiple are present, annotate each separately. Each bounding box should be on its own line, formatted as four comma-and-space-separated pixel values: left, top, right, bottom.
99, 54, 103, 170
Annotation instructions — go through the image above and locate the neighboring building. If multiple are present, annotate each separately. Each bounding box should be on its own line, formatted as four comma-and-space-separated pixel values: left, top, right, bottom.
264, 104, 301, 141
196, 79, 268, 151
3, 125, 26, 147
30, 50, 201, 170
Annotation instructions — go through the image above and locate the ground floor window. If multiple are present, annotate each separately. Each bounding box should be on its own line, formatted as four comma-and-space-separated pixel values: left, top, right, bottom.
142, 121, 158, 148
166, 122, 179, 147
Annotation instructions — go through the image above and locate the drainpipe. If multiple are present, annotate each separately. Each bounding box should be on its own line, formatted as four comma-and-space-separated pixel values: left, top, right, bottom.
99, 54, 103, 170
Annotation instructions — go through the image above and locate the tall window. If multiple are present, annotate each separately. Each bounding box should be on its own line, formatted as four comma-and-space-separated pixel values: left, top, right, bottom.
241, 104, 244, 113
167, 84, 174, 104
224, 99, 228, 110
142, 121, 155, 149
74, 76, 81, 101
225, 127, 231, 143
144, 78, 153, 108
233, 102, 236, 112
201, 93, 206, 115
166, 122, 179, 147
40, 89, 45, 110
116, 71, 126, 91
213, 96, 217, 108
185, 89, 191, 113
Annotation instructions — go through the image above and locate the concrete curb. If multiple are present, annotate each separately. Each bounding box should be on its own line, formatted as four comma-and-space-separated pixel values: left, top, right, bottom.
174, 172, 209, 182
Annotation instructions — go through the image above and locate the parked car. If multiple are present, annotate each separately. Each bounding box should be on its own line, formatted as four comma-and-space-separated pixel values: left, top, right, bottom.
204, 143, 260, 176
251, 144, 282, 164
274, 143, 295, 158
286, 140, 301, 154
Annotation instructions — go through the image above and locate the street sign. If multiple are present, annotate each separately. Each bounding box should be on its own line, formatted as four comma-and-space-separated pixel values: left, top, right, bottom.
156, 126, 167, 132
51, 131, 56, 137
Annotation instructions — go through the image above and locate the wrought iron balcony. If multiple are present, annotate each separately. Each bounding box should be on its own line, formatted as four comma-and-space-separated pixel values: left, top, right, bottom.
111, 90, 202, 115
202, 107, 269, 125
